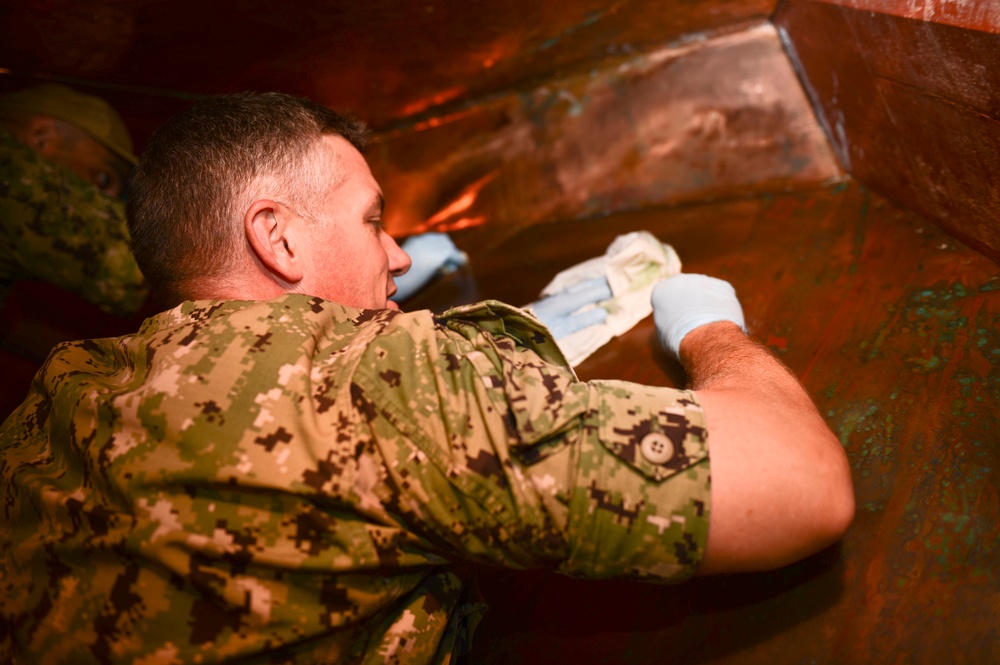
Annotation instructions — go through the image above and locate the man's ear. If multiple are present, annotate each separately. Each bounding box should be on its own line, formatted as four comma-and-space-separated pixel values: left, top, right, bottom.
244, 199, 305, 285
23, 116, 61, 158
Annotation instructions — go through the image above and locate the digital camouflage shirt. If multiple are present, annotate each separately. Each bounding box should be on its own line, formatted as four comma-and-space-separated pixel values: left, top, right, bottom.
0, 128, 147, 315
0, 295, 711, 664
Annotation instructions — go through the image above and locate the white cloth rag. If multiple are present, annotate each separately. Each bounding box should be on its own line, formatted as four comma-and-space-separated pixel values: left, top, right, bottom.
535, 231, 681, 367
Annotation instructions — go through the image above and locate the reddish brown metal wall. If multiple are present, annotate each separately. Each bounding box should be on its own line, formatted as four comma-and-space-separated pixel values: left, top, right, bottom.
369, 23, 842, 240
776, 0, 1000, 263
807, 0, 1000, 31
3, 0, 996, 263
0, 0, 780, 138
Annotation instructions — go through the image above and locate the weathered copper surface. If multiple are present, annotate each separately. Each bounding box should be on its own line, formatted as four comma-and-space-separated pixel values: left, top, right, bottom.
813, 0, 1000, 32
0, 0, 777, 136
777, 0, 1000, 263
404, 181, 1000, 663
369, 23, 842, 240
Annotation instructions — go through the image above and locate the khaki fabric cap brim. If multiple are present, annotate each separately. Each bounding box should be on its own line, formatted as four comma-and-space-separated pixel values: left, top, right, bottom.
0, 83, 137, 165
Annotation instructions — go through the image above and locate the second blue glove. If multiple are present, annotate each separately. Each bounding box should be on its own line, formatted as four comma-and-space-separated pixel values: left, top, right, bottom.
528, 276, 612, 339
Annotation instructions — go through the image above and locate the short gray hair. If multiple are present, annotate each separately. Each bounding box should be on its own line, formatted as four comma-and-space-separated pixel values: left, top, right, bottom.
127, 92, 370, 307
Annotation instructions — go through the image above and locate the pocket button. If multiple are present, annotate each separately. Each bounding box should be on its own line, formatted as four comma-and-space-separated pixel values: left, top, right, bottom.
639, 432, 674, 465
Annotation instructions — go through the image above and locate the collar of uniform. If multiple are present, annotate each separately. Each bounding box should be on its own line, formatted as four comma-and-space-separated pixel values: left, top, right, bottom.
436, 299, 574, 374
137, 293, 368, 335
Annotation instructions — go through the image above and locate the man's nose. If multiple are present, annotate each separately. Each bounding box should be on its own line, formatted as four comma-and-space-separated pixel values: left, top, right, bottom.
385, 234, 412, 276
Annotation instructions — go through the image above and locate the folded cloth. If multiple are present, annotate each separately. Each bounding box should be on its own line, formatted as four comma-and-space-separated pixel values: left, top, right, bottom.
528, 231, 682, 366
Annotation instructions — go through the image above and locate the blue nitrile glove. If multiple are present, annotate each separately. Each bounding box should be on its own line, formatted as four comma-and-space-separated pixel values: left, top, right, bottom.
528, 276, 613, 339
651, 274, 746, 358
392, 233, 468, 302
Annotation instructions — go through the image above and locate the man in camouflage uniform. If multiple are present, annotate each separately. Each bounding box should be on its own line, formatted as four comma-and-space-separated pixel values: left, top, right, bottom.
0, 83, 147, 315
0, 93, 854, 663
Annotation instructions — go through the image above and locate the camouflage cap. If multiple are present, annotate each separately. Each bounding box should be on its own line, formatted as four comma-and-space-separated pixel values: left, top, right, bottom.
0, 83, 137, 165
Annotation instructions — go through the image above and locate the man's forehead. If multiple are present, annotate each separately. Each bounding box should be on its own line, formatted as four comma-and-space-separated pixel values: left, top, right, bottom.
313, 134, 379, 197
312, 135, 355, 189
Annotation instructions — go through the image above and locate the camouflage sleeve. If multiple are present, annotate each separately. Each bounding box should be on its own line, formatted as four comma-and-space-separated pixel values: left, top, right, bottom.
357, 301, 711, 582
0, 130, 147, 314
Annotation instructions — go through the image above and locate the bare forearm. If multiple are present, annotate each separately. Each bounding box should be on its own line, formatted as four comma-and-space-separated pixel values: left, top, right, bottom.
681, 322, 819, 412
679, 322, 855, 573
648, 273, 853, 572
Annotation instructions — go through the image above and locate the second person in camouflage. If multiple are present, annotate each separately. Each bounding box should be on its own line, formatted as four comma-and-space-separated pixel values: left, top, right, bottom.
0, 84, 147, 315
